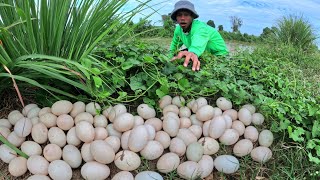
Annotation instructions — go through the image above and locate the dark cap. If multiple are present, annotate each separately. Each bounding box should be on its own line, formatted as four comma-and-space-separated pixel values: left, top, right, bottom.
170, 0, 199, 21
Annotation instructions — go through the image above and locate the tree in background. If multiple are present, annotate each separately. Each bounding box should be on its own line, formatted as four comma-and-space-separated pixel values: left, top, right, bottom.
260, 26, 276, 40
230, 16, 243, 32
207, 20, 215, 28
134, 18, 153, 34
218, 25, 224, 31
160, 14, 176, 37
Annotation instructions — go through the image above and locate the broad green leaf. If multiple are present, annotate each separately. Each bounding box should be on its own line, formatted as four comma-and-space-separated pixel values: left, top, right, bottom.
178, 78, 190, 91
117, 91, 127, 100
312, 120, 320, 138
91, 68, 101, 75
121, 61, 134, 70
280, 118, 291, 130
143, 55, 155, 63
93, 76, 102, 88
308, 153, 320, 164
130, 73, 146, 91
156, 89, 166, 98
307, 139, 320, 149
308, 104, 319, 116
156, 85, 169, 98
159, 77, 168, 86
143, 97, 155, 106
162, 62, 176, 75
98, 91, 111, 99
289, 127, 305, 142
173, 73, 184, 80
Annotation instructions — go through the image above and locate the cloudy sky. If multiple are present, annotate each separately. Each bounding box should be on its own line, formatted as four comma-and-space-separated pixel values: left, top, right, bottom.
125, 0, 320, 42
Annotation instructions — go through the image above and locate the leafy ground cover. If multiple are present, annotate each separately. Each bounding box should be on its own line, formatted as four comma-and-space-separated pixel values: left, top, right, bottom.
1, 0, 319, 178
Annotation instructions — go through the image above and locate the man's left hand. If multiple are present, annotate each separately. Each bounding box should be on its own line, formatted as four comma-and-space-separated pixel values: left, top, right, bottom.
171, 51, 200, 71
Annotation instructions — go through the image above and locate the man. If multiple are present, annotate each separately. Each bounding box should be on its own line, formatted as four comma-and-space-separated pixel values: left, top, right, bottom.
170, 0, 229, 71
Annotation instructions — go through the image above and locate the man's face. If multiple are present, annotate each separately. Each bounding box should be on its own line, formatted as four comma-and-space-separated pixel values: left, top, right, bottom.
176, 10, 193, 30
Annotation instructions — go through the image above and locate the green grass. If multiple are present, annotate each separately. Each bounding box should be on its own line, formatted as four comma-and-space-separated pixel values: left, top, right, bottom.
141, 37, 172, 49
0, 0, 153, 103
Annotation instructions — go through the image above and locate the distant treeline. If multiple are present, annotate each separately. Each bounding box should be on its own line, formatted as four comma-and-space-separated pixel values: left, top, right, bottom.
130, 15, 277, 43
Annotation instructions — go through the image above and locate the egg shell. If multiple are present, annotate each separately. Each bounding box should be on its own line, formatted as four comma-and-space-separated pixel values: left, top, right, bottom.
198, 155, 214, 178
244, 126, 259, 142
238, 108, 252, 126
62, 145, 82, 168
252, 113, 265, 125
177, 128, 197, 146
31, 123, 48, 144
128, 125, 149, 152
258, 130, 274, 147
177, 161, 200, 179
111, 171, 134, 180
169, 138, 186, 156
213, 155, 239, 174
233, 139, 253, 157
51, 100, 73, 116
70, 101, 86, 117
48, 127, 67, 147
251, 146, 272, 163
27, 155, 49, 175
209, 116, 226, 139
137, 104, 156, 119
76, 121, 95, 143
8, 110, 24, 125
155, 131, 171, 149
135, 171, 163, 180
81, 161, 110, 180
48, 160, 72, 180
90, 140, 115, 164
216, 97, 232, 110
186, 142, 204, 162
105, 136, 121, 153
159, 95, 172, 109
156, 152, 180, 173
196, 105, 215, 122
114, 150, 141, 171
219, 129, 240, 145
198, 137, 219, 155
85, 102, 101, 116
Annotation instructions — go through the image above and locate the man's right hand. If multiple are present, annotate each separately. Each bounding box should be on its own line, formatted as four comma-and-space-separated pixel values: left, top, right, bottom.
171, 51, 200, 71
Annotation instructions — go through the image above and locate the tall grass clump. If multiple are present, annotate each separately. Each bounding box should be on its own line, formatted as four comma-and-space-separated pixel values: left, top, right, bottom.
0, 0, 151, 105
273, 15, 317, 51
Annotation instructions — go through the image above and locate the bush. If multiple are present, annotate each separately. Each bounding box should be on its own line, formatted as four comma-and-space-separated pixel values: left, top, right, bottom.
273, 15, 317, 52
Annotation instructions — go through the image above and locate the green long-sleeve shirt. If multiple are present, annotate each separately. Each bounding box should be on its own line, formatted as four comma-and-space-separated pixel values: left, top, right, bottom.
170, 20, 229, 57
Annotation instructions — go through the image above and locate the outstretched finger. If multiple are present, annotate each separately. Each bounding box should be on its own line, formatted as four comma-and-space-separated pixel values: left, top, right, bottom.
171, 56, 178, 61
196, 60, 200, 71
192, 59, 198, 71
183, 53, 192, 67
191, 55, 199, 71
171, 51, 187, 61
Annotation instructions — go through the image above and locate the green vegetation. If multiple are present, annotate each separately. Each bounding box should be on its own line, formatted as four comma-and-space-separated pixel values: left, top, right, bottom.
273, 15, 318, 51
0, 0, 319, 179
0, 0, 152, 104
